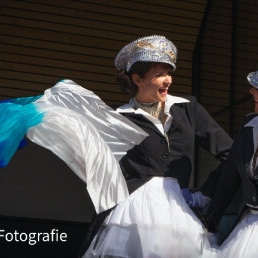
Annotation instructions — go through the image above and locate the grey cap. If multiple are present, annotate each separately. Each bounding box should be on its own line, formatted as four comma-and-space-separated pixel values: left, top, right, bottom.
115, 35, 177, 72
247, 71, 258, 89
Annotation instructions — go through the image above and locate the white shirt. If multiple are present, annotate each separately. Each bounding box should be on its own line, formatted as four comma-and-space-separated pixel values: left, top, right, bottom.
245, 115, 258, 175
116, 95, 189, 136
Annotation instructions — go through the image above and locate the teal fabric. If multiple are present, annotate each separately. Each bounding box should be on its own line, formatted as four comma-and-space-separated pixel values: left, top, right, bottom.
0, 97, 44, 167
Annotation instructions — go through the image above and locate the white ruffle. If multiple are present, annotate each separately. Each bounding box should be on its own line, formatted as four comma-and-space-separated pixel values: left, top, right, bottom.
84, 177, 218, 258
219, 210, 258, 258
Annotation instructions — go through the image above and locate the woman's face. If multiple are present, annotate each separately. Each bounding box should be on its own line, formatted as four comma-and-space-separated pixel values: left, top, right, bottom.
133, 63, 173, 103
250, 87, 258, 113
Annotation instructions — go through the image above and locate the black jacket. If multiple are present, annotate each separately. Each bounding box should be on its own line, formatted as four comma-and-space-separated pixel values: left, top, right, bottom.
120, 95, 233, 194
206, 113, 258, 232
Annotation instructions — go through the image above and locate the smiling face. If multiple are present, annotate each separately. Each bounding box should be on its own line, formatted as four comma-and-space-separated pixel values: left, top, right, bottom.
250, 87, 258, 113
132, 63, 173, 103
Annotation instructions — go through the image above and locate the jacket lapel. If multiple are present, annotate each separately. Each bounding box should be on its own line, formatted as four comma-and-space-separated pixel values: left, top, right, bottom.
243, 126, 254, 166
169, 104, 186, 131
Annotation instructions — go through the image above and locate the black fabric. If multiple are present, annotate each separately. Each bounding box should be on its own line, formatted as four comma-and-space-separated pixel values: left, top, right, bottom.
78, 208, 113, 258
121, 96, 232, 191
205, 113, 258, 232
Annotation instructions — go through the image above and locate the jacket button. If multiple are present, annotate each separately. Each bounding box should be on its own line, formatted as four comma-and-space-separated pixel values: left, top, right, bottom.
162, 153, 168, 158
255, 175, 258, 180
253, 196, 257, 202
161, 139, 167, 144
164, 168, 170, 173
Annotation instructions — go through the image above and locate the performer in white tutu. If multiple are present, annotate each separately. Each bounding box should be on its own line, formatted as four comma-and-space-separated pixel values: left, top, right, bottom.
0, 35, 233, 257
79, 35, 233, 258
205, 70, 258, 258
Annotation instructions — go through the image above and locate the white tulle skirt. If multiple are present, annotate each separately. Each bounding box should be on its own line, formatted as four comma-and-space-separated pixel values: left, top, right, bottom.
83, 177, 217, 258
219, 209, 258, 258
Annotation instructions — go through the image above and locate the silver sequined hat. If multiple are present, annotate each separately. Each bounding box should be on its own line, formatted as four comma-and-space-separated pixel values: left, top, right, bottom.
247, 71, 258, 89
115, 35, 177, 72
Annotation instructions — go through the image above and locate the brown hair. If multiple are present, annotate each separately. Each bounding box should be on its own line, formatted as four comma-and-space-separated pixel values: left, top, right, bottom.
116, 62, 155, 97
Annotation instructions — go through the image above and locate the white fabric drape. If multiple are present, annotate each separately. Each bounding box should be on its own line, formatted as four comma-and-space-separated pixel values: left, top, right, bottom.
27, 79, 148, 213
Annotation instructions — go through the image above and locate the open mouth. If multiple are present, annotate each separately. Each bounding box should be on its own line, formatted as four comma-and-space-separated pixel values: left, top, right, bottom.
158, 88, 168, 94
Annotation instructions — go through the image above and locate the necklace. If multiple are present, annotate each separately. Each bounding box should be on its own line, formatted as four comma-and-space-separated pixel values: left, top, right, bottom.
133, 97, 166, 123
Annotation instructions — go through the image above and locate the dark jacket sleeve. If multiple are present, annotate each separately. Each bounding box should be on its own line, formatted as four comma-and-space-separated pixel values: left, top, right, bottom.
192, 99, 233, 196
194, 100, 233, 160
204, 131, 242, 232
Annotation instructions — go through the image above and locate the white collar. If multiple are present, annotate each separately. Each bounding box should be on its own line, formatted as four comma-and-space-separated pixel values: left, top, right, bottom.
116, 94, 189, 114
245, 115, 258, 128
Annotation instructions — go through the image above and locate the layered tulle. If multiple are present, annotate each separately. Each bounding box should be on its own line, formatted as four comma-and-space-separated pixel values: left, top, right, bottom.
84, 177, 218, 258
218, 210, 258, 258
